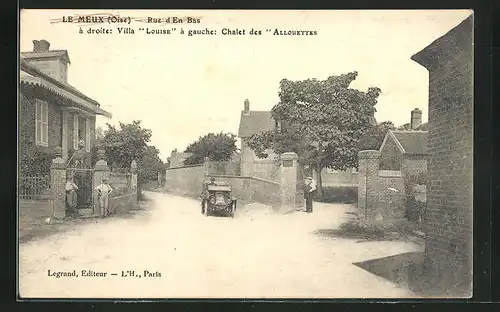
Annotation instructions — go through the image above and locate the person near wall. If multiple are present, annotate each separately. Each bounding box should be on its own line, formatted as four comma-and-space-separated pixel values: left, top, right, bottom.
201, 177, 216, 214
95, 178, 113, 218
304, 177, 317, 213
65, 177, 79, 217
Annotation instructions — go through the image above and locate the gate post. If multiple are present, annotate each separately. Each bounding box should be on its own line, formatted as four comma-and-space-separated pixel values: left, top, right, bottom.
130, 160, 138, 202
279, 152, 298, 213
50, 146, 66, 219
93, 149, 110, 217
357, 150, 381, 223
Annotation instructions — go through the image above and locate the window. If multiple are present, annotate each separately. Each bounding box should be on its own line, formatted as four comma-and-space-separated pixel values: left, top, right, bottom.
35, 100, 48, 146
73, 114, 79, 149
85, 117, 91, 152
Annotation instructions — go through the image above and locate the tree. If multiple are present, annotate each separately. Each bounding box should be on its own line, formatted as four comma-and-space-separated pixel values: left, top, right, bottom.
100, 120, 152, 170
183, 132, 238, 165
358, 121, 396, 151
245, 72, 382, 197
137, 145, 164, 183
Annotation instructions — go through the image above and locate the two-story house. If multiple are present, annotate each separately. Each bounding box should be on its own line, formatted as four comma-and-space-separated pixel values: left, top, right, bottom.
20, 39, 112, 174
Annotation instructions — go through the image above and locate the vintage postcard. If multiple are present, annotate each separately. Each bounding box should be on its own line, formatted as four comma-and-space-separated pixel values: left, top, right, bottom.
18, 9, 473, 299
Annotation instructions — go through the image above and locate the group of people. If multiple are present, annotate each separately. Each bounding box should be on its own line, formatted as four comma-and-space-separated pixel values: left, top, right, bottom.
65, 176, 114, 218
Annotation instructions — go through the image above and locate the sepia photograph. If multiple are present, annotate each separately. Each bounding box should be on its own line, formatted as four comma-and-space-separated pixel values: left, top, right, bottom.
18, 9, 473, 299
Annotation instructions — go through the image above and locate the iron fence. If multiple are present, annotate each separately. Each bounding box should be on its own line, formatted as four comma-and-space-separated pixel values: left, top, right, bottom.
19, 175, 51, 200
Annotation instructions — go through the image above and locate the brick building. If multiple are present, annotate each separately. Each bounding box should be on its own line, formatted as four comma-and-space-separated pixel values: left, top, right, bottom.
411, 15, 473, 296
379, 108, 428, 180
20, 39, 112, 173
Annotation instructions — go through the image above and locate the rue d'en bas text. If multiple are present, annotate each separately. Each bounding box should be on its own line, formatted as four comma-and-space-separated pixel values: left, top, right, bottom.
53, 14, 319, 36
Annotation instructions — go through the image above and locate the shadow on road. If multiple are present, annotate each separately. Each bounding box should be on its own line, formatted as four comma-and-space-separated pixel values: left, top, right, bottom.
353, 252, 430, 296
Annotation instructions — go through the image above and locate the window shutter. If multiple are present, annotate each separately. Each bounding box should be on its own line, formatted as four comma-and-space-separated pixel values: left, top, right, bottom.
42, 103, 48, 145
35, 101, 41, 144
85, 117, 91, 152
73, 114, 79, 149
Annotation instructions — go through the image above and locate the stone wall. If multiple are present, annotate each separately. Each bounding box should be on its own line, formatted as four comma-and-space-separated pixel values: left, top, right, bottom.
317, 168, 358, 187
207, 174, 280, 208
377, 170, 405, 222
206, 160, 240, 176
110, 193, 138, 214
164, 165, 205, 198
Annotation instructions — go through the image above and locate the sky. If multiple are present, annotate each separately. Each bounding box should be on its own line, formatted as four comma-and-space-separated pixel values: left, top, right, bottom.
20, 9, 473, 161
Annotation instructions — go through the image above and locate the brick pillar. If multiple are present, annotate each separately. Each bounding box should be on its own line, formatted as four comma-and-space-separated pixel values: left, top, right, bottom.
50, 147, 66, 218
357, 150, 381, 222
93, 149, 110, 217
279, 152, 298, 213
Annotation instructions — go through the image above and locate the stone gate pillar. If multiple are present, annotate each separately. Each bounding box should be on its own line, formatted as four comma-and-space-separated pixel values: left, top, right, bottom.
50, 146, 66, 219
203, 157, 210, 177
358, 150, 381, 222
279, 152, 298, 213
130, 159, 138, 191
93, 149, 110, 217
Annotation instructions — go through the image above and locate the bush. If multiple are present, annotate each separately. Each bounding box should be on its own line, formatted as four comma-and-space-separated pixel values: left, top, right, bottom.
20, 145, 54, 176
404, 171, 427, 223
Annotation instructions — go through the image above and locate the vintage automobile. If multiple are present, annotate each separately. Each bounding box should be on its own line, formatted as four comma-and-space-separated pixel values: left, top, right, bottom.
204, 182, 237, 217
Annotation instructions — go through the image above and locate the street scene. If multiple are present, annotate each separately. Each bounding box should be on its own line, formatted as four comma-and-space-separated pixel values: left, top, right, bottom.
18, 10, 473, 299
20, 192, 422, 298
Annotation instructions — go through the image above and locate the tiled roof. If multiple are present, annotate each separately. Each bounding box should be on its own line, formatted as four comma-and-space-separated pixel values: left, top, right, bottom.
20, 59, 112, 118
391, 130, 428, 155
416, 122, 428, 131
238, 111, 275, 137
21, 50, 71, 64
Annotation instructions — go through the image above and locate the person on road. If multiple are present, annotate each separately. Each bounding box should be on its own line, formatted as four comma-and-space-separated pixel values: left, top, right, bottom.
65, 177, 79, 217
95, 178, 113, 218
201, 177, 216, 214
304, 177, 317, 213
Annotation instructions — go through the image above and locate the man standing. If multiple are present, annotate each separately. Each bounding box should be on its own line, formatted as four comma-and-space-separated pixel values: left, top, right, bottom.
95, 178, 113, 218
65, 177, 79, 217
201, 177, 216, 214
304, 177, 317, 213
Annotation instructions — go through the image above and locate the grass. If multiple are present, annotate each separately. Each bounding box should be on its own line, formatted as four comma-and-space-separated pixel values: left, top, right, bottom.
314, 217, 424, 243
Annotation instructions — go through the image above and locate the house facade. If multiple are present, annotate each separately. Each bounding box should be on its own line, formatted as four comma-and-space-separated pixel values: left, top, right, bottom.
20, 39, 111, 173
168, 151, 194, 168
237, 99, 279, 181
379, 109, 429, 180
411, 15, 473, 296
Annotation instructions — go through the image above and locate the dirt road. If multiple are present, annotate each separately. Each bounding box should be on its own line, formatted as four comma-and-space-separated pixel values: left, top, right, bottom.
19, 192, 422, 298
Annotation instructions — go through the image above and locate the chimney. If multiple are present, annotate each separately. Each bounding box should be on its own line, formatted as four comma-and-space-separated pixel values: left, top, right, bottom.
33, 39, 50, 52
411, 108, 422, 130
244, 99, 250, 113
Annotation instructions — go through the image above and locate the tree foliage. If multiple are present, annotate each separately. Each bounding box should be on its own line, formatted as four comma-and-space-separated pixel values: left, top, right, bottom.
100, 120, 152, 170
137, 145, 164, 183
358, 121, 396, 151
244, 72, 382, 195
98, 120, 164, 183
183, 132, 237, 165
